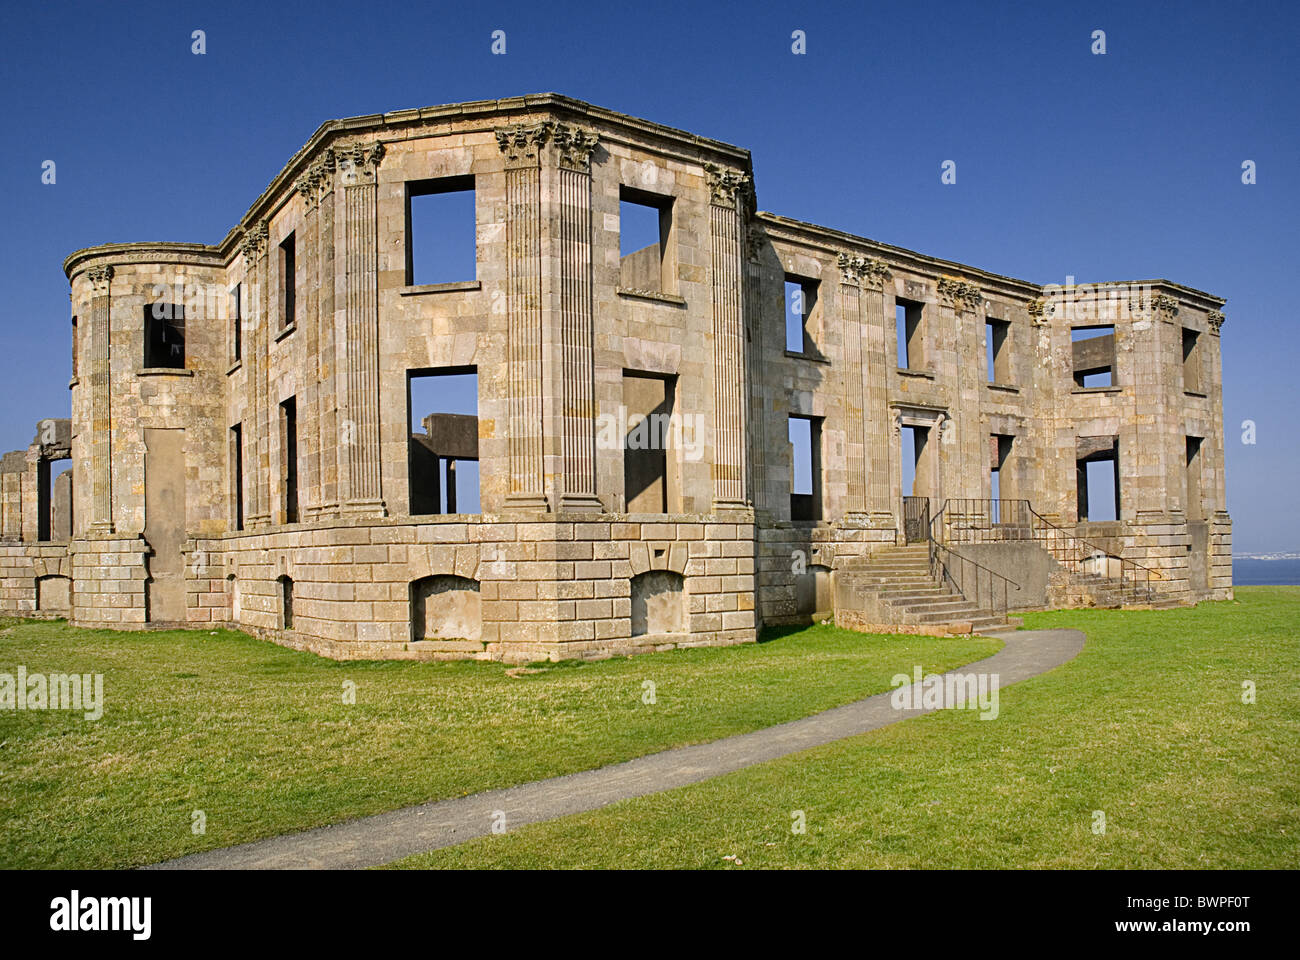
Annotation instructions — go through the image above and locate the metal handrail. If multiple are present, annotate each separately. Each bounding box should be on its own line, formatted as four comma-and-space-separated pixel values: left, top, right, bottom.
1024, 504, 1155, 603
927, 496, 1156, 603
923, 507, 1021, 622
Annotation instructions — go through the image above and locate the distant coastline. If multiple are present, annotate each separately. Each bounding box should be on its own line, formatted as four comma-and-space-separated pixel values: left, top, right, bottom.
1233, 557, 1300, 586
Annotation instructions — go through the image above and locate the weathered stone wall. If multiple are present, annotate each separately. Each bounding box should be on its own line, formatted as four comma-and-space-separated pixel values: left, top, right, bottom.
181, 515, 753, 663
6, 94, 1229, 655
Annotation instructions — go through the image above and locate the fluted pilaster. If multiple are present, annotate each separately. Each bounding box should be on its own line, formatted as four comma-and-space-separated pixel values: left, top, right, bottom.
337, 141, 386, 516
497, 123, 550, 511
86, 265, 114, 533
705, 163, 750, 509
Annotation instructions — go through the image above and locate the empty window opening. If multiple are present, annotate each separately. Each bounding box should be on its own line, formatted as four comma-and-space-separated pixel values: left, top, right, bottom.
619, 186, 674, 294
279, 233, 296, 329
230, 283, 241, 363
37, 459, 72, 542
230, 423, 244, 532
409, 368, 479, 515
279, 576, 294, 630
900, 423, 935, 500
279, 398, 298, 524
630, 570, 685, 637
784, 275, 820, 354
143, 303, 185, 369
789, 415, 823, 522
624, 371, 678, 514
1072, 325, 1115, 388
410, 575, 482, 643
1186, 436, 1204, 521
1182, 327, 1203, 394
896, 298, 924, 369
406, 176, 476, 286
990, 434, 1014, 518
986, 318, 1011, 383
1076, 437, 1119, 522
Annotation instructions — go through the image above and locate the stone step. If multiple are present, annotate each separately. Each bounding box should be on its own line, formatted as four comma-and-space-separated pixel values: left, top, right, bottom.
893, 601, 987, 618
873, 588, 955, 602
842, 567, 935, 574
850, 562, 933, 574
843, 576, 939, 589
911, 609, 987, 624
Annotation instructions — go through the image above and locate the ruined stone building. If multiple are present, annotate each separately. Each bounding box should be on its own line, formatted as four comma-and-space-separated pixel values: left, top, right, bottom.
0, 94, 1231, 659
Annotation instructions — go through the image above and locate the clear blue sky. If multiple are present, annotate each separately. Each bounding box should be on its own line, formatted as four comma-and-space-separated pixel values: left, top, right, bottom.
2, 0, 1295, 551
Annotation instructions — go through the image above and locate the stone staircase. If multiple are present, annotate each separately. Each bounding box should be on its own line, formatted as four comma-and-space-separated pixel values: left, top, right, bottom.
835, 544, 1009, 635
1051, 568, 1185, 609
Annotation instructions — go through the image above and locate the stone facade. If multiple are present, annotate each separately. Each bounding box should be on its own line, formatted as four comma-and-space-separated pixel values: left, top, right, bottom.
1, 94, 1229, 660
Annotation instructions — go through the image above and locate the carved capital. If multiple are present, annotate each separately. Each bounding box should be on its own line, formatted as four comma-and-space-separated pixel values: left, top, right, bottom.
239, 221, 268, 261
1207, 310, 1225, 334
1128, 293, 1179, 319
703, 162, 749, 208
85, 265, 114, 290
294, 170, 319, 208
336, 140, 385, 185
1027, 297, 1052, 325
745, 226, 766, 263
838, 253, 892, 288
938, 277, 984, 311
495, 122, 551, 167
552, 122, 599, 171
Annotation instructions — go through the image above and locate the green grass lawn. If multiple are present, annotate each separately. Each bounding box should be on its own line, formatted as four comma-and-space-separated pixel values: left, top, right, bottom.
0, 618, 996, 868
389, 587, 1300, 869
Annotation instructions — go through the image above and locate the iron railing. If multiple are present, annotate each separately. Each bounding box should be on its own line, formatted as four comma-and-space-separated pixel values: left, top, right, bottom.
933, 497, 1034, 543
929, 497, 1155, 603
902, 496, 930, 543
1025, 504, 1155, 603
923, 501, 1020, 622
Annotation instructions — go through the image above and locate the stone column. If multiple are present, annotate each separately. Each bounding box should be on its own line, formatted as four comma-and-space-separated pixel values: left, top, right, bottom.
86, 265, 115, 534
851, 256, 894, 524
1207, 310, 1227, 510
295, 148, 337, 518
1130, 293, 1181, 520
744, 227, 767, 515
295, 166, 320, 515
705, 163, 750, 511
337, 141, 387, 517
552, 123, 603, 513
240, 222, 270, 527
837, 255, 868, 515
497, 123, 550, 512
939, 277, 987, 503
318, 149, 340, 516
